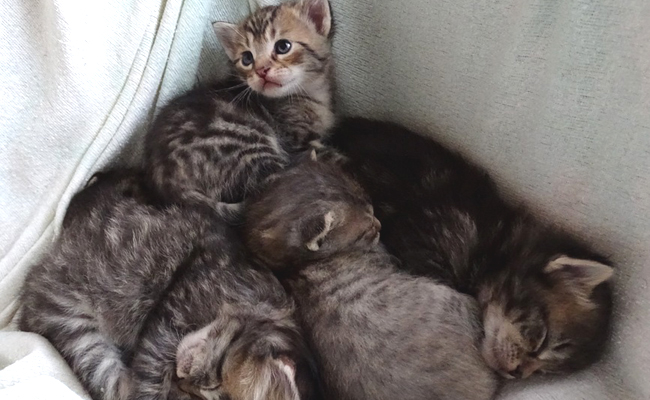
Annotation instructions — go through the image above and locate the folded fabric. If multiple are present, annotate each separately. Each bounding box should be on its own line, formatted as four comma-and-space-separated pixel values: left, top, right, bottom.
2, 0, 648, 398
0, 0, 246, 395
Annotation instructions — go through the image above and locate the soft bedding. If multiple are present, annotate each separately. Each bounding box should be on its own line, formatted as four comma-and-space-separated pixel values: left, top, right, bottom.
1, 0, 648, 399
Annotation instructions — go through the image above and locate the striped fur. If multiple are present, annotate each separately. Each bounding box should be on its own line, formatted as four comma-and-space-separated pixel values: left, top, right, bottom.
144, 0, 335, 217
243, 159, 498, 400
19, 170, 319, 400
328, 118, 614, 378
18, 170, 198, 400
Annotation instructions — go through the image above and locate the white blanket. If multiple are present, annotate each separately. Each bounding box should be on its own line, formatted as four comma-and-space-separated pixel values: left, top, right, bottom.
0, 0, 246, 398
1, 0, 648, 399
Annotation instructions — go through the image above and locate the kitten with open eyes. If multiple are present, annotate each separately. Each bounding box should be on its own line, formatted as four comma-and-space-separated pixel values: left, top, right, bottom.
327, 117, 614, 379
144, 0, 335, 216
18, 170, 318, 400
244, 155, 498, 400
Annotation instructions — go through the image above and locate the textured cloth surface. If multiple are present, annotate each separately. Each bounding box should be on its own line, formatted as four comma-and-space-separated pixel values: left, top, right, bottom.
0, 0, 240, 397
1, 0, 648, 399
332, 0, 649, 399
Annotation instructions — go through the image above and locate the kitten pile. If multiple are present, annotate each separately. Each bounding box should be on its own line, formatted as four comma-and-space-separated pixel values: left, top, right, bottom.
18, 1, 613, 400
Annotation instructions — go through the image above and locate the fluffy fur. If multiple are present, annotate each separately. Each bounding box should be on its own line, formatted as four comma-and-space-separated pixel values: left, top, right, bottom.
244, 157, 498, 400
244, 152, 380, 271
144, 0, 335, 217
18, 170, 318, 400
328, 117, 614, 379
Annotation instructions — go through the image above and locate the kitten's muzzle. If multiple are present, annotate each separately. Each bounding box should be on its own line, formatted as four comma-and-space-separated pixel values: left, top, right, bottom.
256, 66, 271, 78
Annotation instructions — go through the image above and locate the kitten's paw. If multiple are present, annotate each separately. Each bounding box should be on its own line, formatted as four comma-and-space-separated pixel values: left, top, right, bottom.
306, 142, 349, 166
309, 140, 325, 149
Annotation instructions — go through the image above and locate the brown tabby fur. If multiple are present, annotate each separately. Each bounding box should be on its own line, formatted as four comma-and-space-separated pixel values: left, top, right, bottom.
144, 0, 335, 219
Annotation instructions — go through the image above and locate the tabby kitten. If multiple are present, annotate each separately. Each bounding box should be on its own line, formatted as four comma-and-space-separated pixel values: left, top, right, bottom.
144, 0, 335, 216
19, 170, 317, 400
244, 155, 498, 400
328, 117, 614, 379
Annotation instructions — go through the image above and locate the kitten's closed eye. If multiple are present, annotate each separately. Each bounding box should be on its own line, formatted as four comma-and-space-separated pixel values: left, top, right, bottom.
527, 327, 548, 356
552, 342, 573, 352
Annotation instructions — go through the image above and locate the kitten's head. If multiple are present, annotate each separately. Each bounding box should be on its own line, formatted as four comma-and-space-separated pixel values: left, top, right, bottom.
213, 0, 332, 98
63, 169, 149, 228
175, 305, 319, 400
479, 230, 613, 379
244, 151, 381, 269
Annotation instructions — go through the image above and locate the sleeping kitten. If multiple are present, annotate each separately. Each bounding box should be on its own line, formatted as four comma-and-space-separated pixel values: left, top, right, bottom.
327, 117, 614, 379
144, 0, 335, 216
244, 155, 498, 400
19, 170, 317, 400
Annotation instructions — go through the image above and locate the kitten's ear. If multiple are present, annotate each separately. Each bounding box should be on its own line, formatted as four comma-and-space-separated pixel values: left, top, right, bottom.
298, 0, 332, 37
266, 357, 300, 400
304, 210, 335, 251
545, 256, 613, 295
176, 325, 212, 379
213, 22, 241, 61
274, 356, 296, 384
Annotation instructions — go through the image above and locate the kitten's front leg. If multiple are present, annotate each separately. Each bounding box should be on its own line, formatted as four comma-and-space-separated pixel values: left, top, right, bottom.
274, 101, 335, 153
131, 325, 182, 400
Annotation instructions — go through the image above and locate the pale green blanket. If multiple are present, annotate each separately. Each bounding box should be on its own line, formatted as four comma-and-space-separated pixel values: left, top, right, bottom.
1, 0, 647, 399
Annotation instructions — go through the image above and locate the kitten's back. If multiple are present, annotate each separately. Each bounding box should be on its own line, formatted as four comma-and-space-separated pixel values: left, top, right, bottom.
289, 248, 497, 400
243, 157, 497, 400
144, 82, 289, 214
19, 170, 219, 400
328, 117, 614, 379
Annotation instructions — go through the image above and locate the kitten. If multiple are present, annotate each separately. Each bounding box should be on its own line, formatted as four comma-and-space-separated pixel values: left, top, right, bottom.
244, 151, 380, 270
244, 155, 498, 400
327, 117, 614, 379
18, 170, 317, 400
144, 0, 335, 216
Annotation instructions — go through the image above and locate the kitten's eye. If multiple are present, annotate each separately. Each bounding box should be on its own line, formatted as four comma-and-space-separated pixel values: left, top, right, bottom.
241, 51, 254, 66
552, 342, 574, 352
274, 39, 292, 54
528, 326, 549, 357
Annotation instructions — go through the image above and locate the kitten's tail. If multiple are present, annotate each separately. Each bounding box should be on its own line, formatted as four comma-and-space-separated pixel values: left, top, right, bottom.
19, 299, 134, 400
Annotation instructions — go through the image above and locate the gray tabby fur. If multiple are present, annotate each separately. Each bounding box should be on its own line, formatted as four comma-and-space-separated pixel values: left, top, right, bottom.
18, 170, 316, 400
244, 158, 499, 400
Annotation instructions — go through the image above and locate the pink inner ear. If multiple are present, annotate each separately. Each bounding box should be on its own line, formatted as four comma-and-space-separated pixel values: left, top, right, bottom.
303, 0, 329, 35
276, 355, 296, 379
308, 6, 325, 33
176, 352, 194, 378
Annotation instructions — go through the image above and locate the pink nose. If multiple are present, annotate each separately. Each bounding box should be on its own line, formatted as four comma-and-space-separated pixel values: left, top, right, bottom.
256, 66, 270, 78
